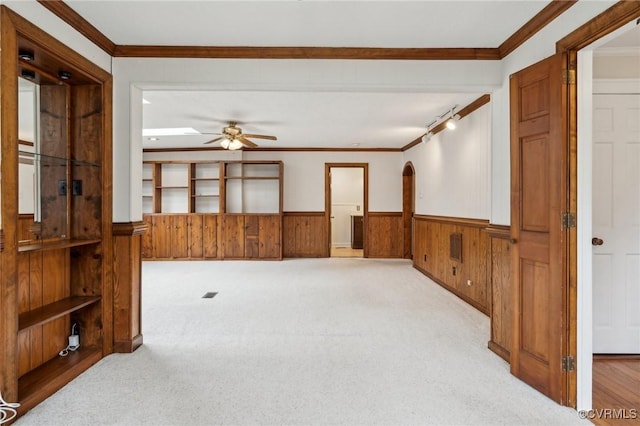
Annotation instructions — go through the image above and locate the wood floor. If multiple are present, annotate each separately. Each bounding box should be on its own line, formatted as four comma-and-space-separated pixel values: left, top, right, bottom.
591, 358, 640, 425
330, 247, 363, 258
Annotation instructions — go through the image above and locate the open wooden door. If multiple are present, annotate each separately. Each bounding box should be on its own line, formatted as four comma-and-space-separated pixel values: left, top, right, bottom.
510, 53, 571, 404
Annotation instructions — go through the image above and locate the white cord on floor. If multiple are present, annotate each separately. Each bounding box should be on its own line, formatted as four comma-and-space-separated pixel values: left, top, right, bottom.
0, 392, 20, 424
59, 342, 80, 357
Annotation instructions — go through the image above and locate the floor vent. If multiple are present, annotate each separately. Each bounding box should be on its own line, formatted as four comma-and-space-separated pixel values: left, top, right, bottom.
202, 292, 218, 299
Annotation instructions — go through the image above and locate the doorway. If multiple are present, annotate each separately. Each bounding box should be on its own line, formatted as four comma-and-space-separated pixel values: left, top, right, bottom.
402, 162, 415, 259
571, 13, 640, 411
325, 163, 368, 258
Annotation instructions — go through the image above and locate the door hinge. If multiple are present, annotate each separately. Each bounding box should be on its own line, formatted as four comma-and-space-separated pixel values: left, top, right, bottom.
562, 355, 576, 372
562, 69, 576, 85
562, 212, 576, 229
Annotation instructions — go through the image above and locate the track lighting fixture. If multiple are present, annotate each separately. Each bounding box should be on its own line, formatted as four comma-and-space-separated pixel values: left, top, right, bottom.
445, 108, 461, 130
421, 105, 461, 143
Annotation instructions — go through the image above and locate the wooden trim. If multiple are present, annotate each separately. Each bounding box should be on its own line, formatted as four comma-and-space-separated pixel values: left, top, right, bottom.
556, 1, 640, 53
498, 1, 577, 58
413, 214, 489, 228
112, 221, 148, 236
33, 1, 573, 62
36, 0, 116, 55
3, 7, 111, 83
485, 224, 511, 239
114, 334, 143, 354
593, 354, 640, 361
18, 139, 34, 147
144, 147, 402, 153
114, 45, 501, 60
325, 163, 369, 258
413, 264, 490, 316
368, 211, 402, 217
488, 340, 510, 363
402, 94, 491, 151
283, 211, 325, 217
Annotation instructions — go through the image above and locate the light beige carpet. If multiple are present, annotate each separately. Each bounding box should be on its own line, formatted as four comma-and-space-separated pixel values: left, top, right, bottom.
16, 258, 587, 425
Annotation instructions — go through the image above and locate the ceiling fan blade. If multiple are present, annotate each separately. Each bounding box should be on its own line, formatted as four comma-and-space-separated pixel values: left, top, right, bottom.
238, 136, 258, 148
242, 134, 277, 141
203, 136, 225, 145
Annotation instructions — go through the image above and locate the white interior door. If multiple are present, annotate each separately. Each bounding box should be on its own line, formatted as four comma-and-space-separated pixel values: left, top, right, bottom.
592, 94, 640, 354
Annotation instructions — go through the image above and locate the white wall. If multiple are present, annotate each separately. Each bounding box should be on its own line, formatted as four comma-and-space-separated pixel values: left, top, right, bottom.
144, 150, 403, 213
403, 103, 490, 219
114, 58, 502, 222
1, 1, 111, 72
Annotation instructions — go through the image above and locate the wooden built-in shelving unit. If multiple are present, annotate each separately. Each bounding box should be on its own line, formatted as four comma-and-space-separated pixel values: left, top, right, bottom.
0, 6, 113, 419
142, 160, 283, 260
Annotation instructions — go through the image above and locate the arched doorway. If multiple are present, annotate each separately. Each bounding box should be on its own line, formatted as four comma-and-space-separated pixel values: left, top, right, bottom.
402, 162, 415, 259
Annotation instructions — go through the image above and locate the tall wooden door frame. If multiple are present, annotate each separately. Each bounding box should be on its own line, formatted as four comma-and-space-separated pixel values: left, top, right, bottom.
324, 163, 369, 257
402, 162, 415, 259
509, 2, 640, 410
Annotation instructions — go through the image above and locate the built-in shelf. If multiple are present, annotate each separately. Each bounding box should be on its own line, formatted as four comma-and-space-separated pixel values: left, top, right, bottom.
224, 176, 279, 180
18, 346, 102, 414
192, 178, 219, 181
159, 186, 188, 189
192, 195, 219, 198
18, 239, 101, 253
18, 296, 101, 331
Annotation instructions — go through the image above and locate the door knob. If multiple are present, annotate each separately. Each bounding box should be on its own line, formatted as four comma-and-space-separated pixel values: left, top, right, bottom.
509, 237, 517, 245
592, 237, 604, 246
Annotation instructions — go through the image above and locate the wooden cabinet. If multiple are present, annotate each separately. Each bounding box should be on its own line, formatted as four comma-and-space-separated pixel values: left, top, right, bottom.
220, 214, 281, 259
142, 160, 283, 260
351, 215, 363, 249
1, 9, 113, 417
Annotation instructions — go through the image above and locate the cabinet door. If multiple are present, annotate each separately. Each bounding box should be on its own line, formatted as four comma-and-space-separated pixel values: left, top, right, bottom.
244, 215, 260, 258
152, 215, 172, 258
259, 215, 281, 259
203, 215, 218, 258
189, 215, 203, 258
141, 215, 154, 258
223, 215, 245, 258
171, 215, 189, 258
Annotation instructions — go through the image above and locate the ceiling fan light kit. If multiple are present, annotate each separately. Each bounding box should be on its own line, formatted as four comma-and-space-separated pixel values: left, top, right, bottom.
203, 121, 277, 150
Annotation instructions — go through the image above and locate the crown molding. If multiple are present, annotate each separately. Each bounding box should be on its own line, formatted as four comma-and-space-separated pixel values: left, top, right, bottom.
38, 0, 573, 61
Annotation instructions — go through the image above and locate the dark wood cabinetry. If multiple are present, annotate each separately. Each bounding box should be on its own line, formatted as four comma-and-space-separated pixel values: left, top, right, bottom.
351, 215, 363, 249
1, 7, 113, 417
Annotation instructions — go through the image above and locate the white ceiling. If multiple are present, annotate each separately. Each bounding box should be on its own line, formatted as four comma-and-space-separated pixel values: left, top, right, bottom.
59, 1, 551, 150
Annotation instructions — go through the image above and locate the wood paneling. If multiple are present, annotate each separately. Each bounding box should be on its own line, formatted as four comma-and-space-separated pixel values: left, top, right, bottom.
151, 215, 171, 258
18, 214, 35, 243
141, 215, 153, 258
258, 215, 281, 259
188, 215, 204, 258
486, 225, 512, 362
112, 222, 145, 353
170, 216, 189, 258
413, 215, 490, 314
366, 212, 403, 258
282, 212, 326, 258
202, 215, 218, 258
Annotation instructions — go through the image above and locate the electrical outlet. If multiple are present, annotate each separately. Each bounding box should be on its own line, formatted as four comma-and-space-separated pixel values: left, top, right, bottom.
58, 180, 67, 196
72, 179, 83, 196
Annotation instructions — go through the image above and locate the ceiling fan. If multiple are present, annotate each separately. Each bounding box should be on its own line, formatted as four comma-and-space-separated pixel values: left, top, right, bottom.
203, 121, 277, 150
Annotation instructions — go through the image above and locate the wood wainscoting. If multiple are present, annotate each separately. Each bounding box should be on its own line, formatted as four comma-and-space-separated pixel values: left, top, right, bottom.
112, 222, 147, 353
282, 212, 326, 258
366, 212, 403, 258
413, 215, 490, 314
486, 225, 512, 362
